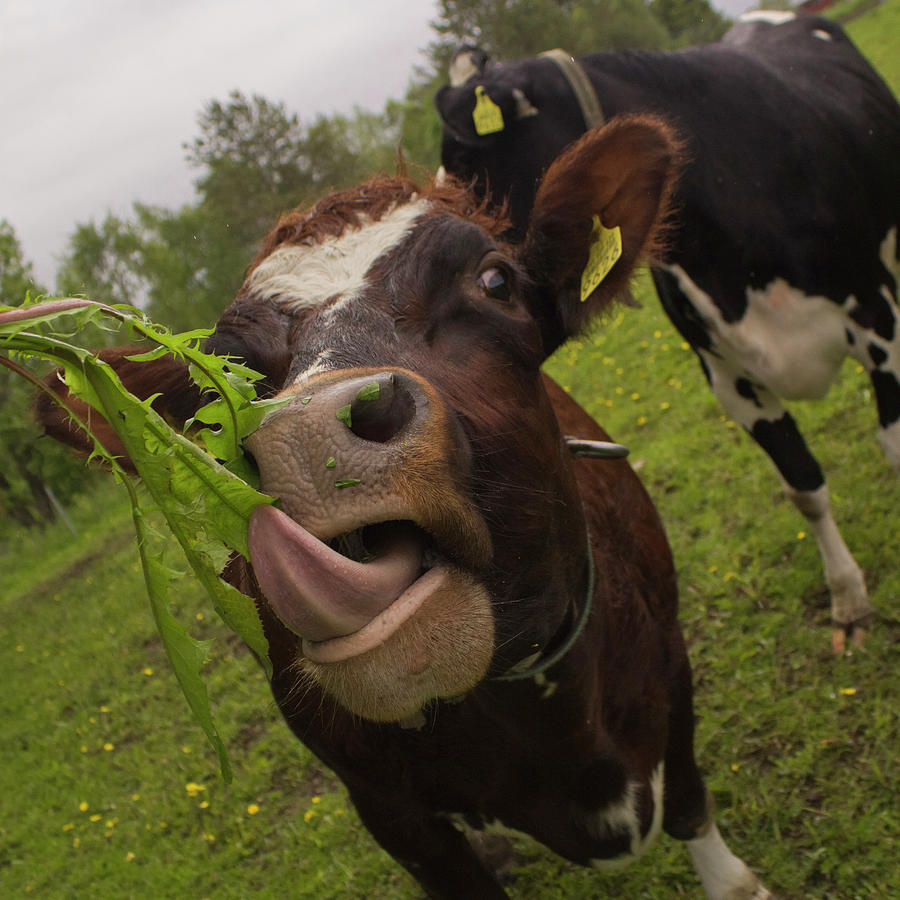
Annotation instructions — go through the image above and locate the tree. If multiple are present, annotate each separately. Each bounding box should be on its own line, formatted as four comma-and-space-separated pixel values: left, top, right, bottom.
649, 0, 730, 47
55, 92, 406, 334
56, 214, 147, 309
185, 91, 316, 249
0, 221, 99, 534
430, 0, 670, 60
302, 108, 403, 189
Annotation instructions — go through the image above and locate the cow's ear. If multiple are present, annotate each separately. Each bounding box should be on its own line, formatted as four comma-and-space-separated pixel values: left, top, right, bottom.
519, 115, 681, 354
36, 349, 201, 473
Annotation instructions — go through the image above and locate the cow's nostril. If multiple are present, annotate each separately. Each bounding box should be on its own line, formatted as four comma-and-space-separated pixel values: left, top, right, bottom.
347, 376, 417, 444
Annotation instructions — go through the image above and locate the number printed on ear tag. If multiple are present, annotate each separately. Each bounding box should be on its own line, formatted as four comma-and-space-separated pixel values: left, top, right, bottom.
473, 86, 504, 135
580, 216, 622, 302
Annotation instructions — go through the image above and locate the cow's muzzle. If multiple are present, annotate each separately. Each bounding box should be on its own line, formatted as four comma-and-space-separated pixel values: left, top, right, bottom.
244, 368, 493, 671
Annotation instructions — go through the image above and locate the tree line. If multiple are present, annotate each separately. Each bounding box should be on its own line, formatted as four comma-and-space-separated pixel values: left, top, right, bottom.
1, 0, 729, 535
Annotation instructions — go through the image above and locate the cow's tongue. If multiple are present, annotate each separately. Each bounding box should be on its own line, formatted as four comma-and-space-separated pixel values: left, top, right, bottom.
248, 505, 424, 642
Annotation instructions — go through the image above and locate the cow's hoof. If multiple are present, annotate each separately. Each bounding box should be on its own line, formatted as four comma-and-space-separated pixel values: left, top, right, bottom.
831, 614, 876, 653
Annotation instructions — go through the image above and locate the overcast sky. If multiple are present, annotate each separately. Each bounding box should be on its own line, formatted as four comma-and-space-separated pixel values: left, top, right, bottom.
2, 0, 753, 290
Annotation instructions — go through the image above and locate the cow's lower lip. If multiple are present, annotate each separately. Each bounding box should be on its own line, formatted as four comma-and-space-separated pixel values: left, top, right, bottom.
248, 504, 433, 645
301, 566, 450, 663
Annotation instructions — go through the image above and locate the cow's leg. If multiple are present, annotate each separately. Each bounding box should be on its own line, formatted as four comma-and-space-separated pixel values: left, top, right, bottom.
847, 321, 900, 473
698, 351, 875, 648
687, 810, 772, 900
663, 640, 772, 899
348, 788, 509, 900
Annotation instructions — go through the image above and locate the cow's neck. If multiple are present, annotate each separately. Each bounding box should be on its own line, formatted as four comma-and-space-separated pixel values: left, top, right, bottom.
540, 49, 605, 131
494, 529, 595, 682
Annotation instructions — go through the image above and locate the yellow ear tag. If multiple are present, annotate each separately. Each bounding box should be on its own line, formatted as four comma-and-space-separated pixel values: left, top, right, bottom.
580, 216, 622, 302
473, 85, 504, 136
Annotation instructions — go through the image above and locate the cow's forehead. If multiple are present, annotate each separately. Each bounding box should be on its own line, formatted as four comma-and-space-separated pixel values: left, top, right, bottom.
246, 198, 433, 313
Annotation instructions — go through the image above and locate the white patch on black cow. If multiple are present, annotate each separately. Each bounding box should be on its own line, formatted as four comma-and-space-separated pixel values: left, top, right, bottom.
664, 263, 850, 401
449, 49, 482, 87
738, 10, 795, 25
247, 199, 430, 316
849, 228, 900, 469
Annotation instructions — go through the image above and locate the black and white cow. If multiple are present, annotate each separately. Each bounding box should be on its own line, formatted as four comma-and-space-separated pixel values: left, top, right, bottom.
435, 11, 900, 648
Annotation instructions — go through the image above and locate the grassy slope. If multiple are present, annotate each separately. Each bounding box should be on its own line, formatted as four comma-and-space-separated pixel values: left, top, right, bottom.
2, 4, 898, 898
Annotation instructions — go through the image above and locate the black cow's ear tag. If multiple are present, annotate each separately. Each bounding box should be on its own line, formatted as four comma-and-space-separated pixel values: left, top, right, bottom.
580, 215, 622, 302
473, 86, 504, 135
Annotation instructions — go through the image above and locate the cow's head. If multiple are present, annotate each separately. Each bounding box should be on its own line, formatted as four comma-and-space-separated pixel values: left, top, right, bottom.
40, 117, 678, 723
435, 46, 594, 234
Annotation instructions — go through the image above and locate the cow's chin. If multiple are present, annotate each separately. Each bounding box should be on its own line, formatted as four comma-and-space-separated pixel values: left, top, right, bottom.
297, 567, 494, 722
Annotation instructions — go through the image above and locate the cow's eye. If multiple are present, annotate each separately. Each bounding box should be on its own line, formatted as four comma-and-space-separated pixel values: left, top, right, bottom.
477, 266, 511, 303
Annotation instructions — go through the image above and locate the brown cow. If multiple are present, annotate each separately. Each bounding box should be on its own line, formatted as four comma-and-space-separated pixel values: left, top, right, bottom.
39, 117, 770, 899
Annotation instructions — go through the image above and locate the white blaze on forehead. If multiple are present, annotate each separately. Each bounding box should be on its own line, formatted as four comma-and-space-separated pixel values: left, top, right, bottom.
247, 198, 431, 313
449, 49, 482, 87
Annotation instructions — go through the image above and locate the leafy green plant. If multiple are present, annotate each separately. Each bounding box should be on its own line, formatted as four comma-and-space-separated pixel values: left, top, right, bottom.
0, 297, 288, 780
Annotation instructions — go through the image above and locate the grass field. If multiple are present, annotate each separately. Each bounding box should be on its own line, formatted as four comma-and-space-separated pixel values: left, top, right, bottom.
2, 4, 899, 898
